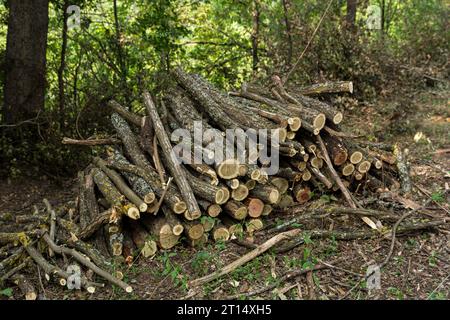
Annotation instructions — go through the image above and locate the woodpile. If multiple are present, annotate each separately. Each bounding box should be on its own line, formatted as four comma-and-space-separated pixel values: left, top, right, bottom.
1, 68, 423, 296
65, 68, 407, 254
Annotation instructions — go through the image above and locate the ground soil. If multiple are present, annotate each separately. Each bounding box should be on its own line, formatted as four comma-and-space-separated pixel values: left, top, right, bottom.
0, 86, 448, 300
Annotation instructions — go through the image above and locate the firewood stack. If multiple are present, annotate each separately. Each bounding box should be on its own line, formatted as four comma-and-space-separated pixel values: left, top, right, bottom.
68, 68, 404, 261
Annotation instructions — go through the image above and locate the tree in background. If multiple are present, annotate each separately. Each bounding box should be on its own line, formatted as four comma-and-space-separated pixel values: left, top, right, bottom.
3, 0, 49, 125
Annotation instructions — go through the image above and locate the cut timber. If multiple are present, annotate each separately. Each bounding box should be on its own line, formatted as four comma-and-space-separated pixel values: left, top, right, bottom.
221, 216, 244, 237
244, 197, 264, 218
11, 274, 37, 300
275, 194, 295, 209
245, 179, 256, 190
185, 170, 230, 205
213, 223, 230, 242
198, 200, 222, 218
161, 206, 184, 236
108, 100, 143, 127
262, 204, 273, 216
93, 157, 147, 213
288, 117, 302, 131
224, 200, 248, 220
277, 167, 302, 182
246, 218, 264, 233
111, 113, 153, 174
270, 177, 289, 194
292, 93, 343, 125
310, 156, 324, 169
357, 160, 371, 174
341, 162, 355, 177
231, 184, 249, 201
216, 158, 240, 180
293, 184, 311, 204
349, 151, 363, 164
128, 220, 157, 258
190, 229, 301, 287
298, 81, 353, 95
286, 131, 296, 140
183, 220, 204, 240
201, 216, 216, 233
141, 215, 179, 249
107, 161, 187, 214
309, 166, 333, 189
62, 137, 122, 146
226, 179, 240, 190
250, 185, 280, 204
91, 167, 139, 220
143, 91, 201, 219
323, 134, 348, 166
107, 149, 156, 204
301, 169, 312, 181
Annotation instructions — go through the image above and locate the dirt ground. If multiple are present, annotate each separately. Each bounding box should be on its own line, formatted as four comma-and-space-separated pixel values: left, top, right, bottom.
0, 86, 449, 300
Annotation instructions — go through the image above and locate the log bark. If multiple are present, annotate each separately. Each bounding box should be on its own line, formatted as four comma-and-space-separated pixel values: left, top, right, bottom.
298, 81, 353, 95
250, 185, 280, 204
143, 90, 201, 219
140, 215, 180, 249
224, 200, 248, 220
93, 157, 147, 212
108, 100, 143, 127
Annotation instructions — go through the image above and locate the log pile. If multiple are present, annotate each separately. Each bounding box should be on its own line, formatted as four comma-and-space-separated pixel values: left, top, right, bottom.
1, 68, 422, 296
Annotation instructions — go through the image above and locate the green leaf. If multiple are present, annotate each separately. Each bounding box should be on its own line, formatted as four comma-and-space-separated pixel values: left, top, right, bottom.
0, 288, 13, 298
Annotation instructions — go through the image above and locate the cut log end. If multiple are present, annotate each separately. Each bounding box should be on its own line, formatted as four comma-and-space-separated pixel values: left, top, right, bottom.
138, 203, 148, 213
313, 114, 326, 130
213, 228, 230, 242
126, 206, 140, 220
245, 198, 264, 218
172, 225, 184, 236
333, 112, 343, 125
187, 224, 205, 240
342, 163, 355, 176
207, 204, 222, 217
246, 218, 263, 233
216, 187, 230, 205
159, 224, 180, 249
288, 117, 302, 131
261, 204, 273, 216
349, 151, 363, 164
231, 184, 249, 201
173, 202, 187, 214
143, 192, 156, 204
358, 160, 371, 173
217, 159, 240, 179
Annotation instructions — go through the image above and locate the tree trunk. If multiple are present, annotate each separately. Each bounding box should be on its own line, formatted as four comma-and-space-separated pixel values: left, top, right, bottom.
58, 1, 69, 131
3, 0, 49, 125
346, 0, 358, 30
251, 0, 260, 72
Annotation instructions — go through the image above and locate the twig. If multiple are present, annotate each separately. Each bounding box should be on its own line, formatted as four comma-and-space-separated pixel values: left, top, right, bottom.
153, 135, 166, 187
152, 177, 173, 216
190, 229, 301, 287
43, 199, 56, 257
62, 137, 122, 146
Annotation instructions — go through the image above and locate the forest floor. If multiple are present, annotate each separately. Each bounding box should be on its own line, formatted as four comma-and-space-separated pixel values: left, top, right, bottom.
0, 86, 449, 300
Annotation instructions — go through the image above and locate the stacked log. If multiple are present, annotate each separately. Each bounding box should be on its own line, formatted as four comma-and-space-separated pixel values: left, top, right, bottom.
61, 69, 404, 257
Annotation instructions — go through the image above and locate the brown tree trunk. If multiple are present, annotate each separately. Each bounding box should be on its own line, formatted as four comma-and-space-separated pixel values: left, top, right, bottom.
3, 0, 49, 125
58, 1, 69, 131
251, 0, 260, 72
346, 0, 358, 30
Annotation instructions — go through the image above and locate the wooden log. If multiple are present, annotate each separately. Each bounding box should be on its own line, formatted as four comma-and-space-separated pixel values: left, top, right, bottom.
128, 220, 157, 258
161, 205, 184, 236
108, 100, 143, 127
231, 184, 249, 201
173, 68, 243, 132
341, 162, 355, 176
275, 194, 295, 209
291, 93, 343, 125
246, 218, 264, 234
187, 233, 209, 248
357, 160, 371, 174
201, 216, 216, 233
107, 149, 156, 204
301, 169, 312, 181
221, 216, 244, 237
293, 184, 311, 204
308, 166, 333, 189
91, 167, 140, 219
298, 81, 353, 95
111, 113, 154, 174
250, 185, 280, 204
107, 161, 187, 214
244, 197, 264, 218
322, 134, 348, 166
183, 220, 205, 241
185, 170, 230, 205
262, 204, 273, 216
143, 91, 201, 219
11, 273, 37, 300
270, 177, 290, 194
62, 137, 122, 146
224, 200, 248, 220
140, 215, 180, 250
213, 223, 230, 242
94, 157, 147, 212
216, 158, 240, 180
245, 179, 257, 190
24, 244, 98, 293
77, 209, 112, 240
